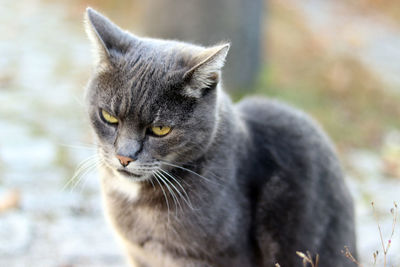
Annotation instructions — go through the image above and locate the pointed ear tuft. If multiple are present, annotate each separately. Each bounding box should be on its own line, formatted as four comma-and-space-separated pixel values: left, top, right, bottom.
84, 7, 131, 64
183, 43, 230, 97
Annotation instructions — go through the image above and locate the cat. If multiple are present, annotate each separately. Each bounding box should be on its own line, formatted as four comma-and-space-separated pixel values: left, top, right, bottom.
84, 7, 357, 267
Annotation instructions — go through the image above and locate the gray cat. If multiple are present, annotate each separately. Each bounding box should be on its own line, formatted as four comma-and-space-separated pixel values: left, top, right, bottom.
84, 8, 357, 267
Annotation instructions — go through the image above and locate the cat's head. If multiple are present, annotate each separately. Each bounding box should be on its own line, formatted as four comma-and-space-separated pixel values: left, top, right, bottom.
84, 8, 229, 182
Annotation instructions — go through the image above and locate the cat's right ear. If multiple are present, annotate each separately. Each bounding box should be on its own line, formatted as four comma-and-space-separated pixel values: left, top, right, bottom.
182, 43, 230, 98
84, 7, 130, 65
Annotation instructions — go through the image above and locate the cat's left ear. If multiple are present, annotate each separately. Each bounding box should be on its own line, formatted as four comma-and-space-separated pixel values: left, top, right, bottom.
84, 7, 132, 65
183, 43, 230, 98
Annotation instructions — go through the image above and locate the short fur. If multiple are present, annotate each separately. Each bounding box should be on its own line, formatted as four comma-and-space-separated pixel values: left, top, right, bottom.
84, 8, 357, 267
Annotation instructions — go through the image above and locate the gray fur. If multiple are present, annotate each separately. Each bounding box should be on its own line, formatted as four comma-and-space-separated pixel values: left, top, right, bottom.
84, 8, 357, 267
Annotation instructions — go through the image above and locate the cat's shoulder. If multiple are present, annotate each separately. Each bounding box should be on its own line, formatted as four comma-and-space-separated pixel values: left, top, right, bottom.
234, 96, 334, 153
235, 96, 318, 131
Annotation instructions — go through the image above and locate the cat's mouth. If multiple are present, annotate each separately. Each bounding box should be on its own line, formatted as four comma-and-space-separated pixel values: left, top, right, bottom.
117, 169, 142, 178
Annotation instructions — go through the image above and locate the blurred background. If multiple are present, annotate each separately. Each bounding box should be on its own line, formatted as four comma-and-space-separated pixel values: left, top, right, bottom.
1, 0, 400, 266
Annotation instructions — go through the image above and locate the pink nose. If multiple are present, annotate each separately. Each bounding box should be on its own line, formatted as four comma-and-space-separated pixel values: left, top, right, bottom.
116, 155, 134, 167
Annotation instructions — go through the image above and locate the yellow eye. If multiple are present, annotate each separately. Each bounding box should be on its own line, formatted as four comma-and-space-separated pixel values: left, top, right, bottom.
101, 109, 119, 124
151, 126, 171, 136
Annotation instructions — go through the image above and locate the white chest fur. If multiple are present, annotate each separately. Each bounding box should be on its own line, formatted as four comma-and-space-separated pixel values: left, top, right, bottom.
99, 167, 142, 202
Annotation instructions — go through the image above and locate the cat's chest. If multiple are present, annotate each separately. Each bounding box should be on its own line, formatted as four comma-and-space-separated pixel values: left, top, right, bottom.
102, 183, 197, 246
105, 196, 213, 266
99, 170, 251, 265
115, 215, 250, 267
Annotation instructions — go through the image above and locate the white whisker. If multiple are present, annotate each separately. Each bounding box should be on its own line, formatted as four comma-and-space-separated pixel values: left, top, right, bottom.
62, 155, 99, 192
156, 170, 183, 213
152, 171, 171, 223
79, 160, 105, 193
59, 143, 97, 150
70, 160, 99, 192
159, 160, 220, 186
158, 168, 195, 210
148, 176, 156, 190
155, 171, 181, 215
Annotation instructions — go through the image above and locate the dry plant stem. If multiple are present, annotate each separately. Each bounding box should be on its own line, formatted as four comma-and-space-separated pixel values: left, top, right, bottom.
371, 201, 398, 267
342, 246, 363, 267
373, 250, 378, 266
296, 251, 319, 267
342, 202, 398, 267
388, 202, 398, 250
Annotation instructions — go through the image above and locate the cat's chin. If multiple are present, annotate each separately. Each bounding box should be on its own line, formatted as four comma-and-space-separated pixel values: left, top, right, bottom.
114, 169, 151, 182
118, 169, 142, 178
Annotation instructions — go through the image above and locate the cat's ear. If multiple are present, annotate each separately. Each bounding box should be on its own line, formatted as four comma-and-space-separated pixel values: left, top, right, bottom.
84, 7, 131, 64
183, 43, 230, 98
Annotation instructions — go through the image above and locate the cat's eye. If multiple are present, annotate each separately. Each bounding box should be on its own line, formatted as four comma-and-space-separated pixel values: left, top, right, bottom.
101, 109, 119, 124
150, 126, 171, 136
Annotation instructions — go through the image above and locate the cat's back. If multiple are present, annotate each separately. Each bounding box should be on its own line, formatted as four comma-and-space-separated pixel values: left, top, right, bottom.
234, 96, 349, 210
236, 96, 329, 142
234, 96, 345, 203
234, 96, 357, 266
235, 96, 336, 168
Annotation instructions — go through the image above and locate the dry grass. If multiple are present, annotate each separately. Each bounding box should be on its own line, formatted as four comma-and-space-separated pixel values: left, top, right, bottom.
235, 0, 400, 155
347, 0, 400, 26
342, 202, 398, 266
296, 251, 319, 267
370, 202, 398, 266
275, 252, 320, 267
290, 202, 398, 267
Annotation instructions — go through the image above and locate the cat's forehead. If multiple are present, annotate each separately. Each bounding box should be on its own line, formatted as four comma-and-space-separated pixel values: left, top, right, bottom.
93, 48, 188, 117
107, 40, 189, 90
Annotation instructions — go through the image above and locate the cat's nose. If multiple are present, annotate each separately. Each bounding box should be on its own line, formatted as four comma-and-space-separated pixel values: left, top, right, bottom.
116, 155, 135, 167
